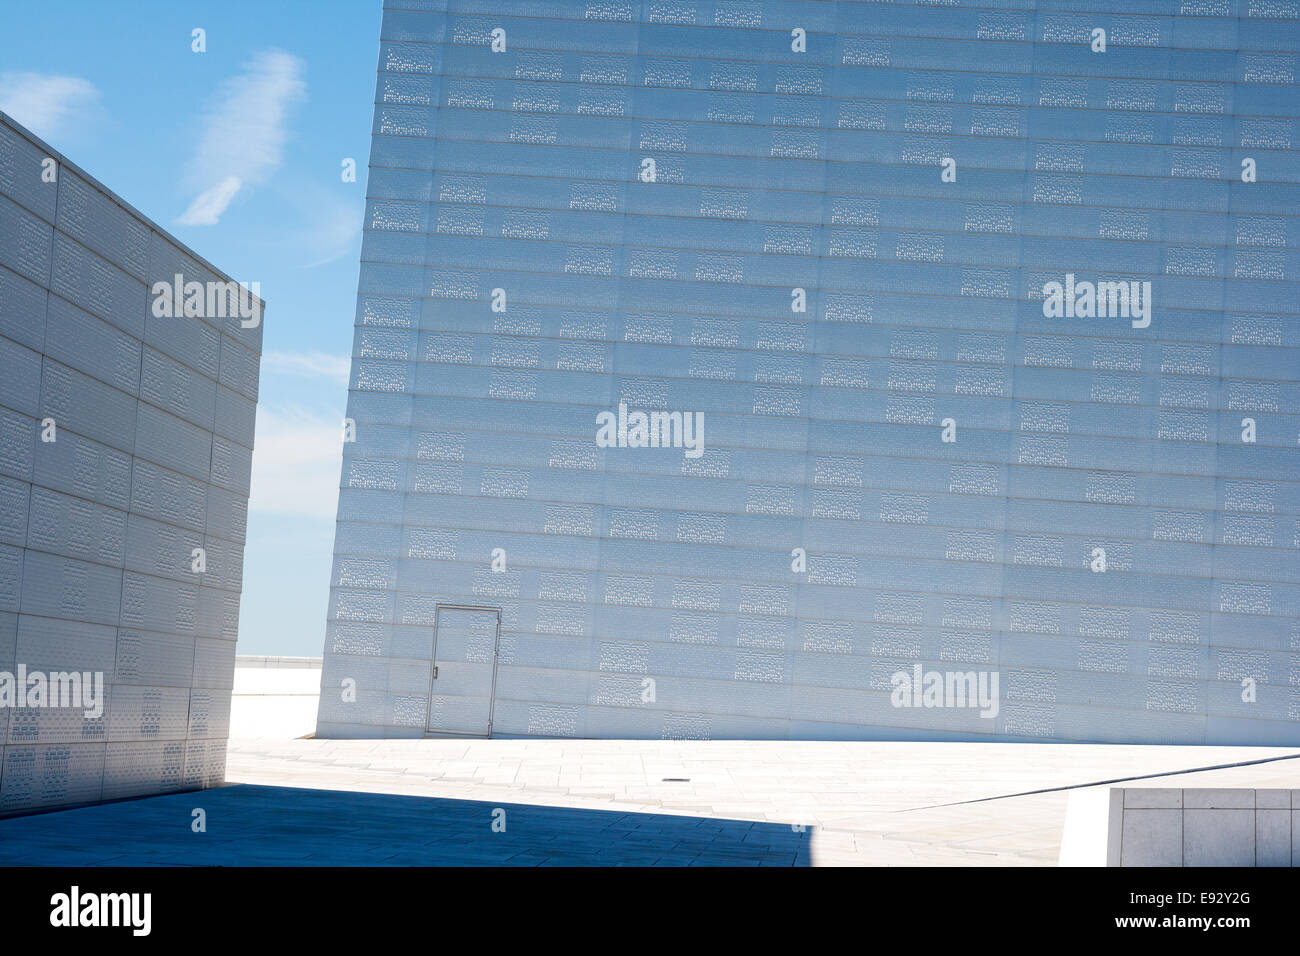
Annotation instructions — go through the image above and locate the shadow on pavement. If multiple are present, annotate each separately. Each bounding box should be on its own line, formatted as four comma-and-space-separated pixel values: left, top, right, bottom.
0, 784, 813, 866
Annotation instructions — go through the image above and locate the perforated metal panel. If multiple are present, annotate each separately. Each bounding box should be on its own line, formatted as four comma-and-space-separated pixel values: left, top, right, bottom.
0, 112, 261, 813
318, 2, 1300, 744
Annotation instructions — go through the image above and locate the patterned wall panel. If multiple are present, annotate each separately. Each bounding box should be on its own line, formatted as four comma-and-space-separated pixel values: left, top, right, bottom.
319, 1, 1300, 745
0, 112, 261, 813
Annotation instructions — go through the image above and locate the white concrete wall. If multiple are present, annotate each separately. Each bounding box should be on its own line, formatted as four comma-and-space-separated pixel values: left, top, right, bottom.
230, 656, 321, 739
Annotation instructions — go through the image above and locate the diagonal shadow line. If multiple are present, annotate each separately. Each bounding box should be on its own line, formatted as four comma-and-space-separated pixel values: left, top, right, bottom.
896, 751, 1300, 812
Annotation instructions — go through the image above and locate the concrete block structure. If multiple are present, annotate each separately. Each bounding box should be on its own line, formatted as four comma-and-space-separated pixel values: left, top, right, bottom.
319, 2, 1300, 744
0, 111, 262, 813
1061, 787, 1299, 866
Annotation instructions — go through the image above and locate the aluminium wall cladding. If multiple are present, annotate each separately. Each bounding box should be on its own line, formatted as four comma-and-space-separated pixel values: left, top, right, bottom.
0, 112, 262, 814
319, 1, 1300, 744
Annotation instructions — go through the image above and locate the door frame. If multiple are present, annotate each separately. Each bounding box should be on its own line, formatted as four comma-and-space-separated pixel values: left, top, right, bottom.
426, 603, 503, 738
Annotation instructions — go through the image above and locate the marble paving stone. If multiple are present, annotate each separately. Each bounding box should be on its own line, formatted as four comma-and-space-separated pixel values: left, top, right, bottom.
1255, 810, 1291, 867
0, 739, 1294, 866
1120, 810, 1184, 867
1182, 809, 1255, 867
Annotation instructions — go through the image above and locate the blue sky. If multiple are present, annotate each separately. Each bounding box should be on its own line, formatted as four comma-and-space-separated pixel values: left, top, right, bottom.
0, 0, 383, 655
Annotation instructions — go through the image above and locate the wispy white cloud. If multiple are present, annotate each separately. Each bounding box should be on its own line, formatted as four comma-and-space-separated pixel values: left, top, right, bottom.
263, 178, 363, 269
301, 194, 364, 269
179, 176, 242, 227
178, 49, 306, 226
0, 72, 100, 140
261, 350, 351, 385
248, 406, 344, 519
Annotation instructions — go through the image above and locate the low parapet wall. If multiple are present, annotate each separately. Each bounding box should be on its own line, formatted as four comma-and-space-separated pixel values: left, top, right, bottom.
1060, 788, 1297, 866
230, 656, 322, 739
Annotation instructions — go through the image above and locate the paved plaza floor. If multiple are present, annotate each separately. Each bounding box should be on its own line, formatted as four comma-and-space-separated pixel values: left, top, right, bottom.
0, 739, 1295, 865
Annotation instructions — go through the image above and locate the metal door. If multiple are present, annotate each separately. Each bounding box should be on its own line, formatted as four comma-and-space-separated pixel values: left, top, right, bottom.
426, 604, 502, 736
